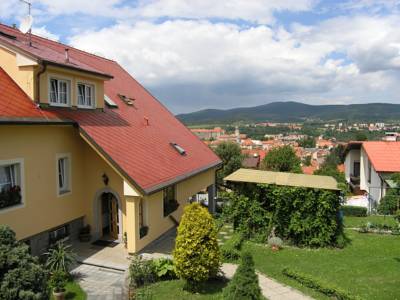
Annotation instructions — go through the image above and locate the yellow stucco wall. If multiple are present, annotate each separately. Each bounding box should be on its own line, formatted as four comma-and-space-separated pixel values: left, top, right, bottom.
133, 168, 216, 252
0, 46, 36, 98
0, 125, 124, 240
0, 124, 217, 254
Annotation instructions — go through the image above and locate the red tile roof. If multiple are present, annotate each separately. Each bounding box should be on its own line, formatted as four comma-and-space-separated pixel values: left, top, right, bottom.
362, 141, 400, 173
0, 24, 221, 194
0, 67, 61, 122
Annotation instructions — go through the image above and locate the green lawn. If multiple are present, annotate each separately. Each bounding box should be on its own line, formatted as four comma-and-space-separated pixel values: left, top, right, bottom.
136, 278, 228, 300
245, 230, 400, 300
344, 215, 397, 228
51, 281, 86, 300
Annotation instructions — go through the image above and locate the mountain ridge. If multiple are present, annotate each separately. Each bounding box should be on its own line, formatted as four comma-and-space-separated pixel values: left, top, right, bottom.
176, 101, 400, 124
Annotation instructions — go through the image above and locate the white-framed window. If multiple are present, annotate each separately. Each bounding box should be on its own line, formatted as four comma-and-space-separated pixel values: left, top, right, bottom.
49, 77, 71, 107
0, 158, 24, 211
77, 83, 95, 108
56, 154, 71, 196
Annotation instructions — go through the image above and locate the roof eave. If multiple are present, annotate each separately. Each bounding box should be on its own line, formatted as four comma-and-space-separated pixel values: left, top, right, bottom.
0, 117, 75, 125
43, 60, 113, 80
143, 160, 222, 195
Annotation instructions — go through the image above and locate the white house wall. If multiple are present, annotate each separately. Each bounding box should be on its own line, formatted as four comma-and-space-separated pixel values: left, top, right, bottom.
344, 149, 360, 182
360, 147, 383, 204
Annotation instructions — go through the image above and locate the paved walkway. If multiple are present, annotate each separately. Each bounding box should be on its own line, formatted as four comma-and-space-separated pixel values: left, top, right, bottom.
222, 263, 313, 300
71, 264, 128, 300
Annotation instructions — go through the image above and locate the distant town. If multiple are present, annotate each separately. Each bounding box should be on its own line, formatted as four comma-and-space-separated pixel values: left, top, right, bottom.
191, 121, 400, 174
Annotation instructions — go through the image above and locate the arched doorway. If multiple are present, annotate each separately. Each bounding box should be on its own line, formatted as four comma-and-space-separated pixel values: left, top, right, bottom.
100, 192, 120, 240
93, 189, 122, 242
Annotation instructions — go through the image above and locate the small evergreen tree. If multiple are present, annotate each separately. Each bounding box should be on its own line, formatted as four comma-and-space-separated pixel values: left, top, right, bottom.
223, 252, 262, 300
173, 203, 220, 288
0, 226, 49, 299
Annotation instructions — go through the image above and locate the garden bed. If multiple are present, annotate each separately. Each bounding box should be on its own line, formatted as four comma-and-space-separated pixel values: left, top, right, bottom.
245, 230, 400, 300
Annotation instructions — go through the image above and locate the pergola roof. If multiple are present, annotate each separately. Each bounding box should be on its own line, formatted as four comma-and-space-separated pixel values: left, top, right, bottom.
224, 168, 339, 191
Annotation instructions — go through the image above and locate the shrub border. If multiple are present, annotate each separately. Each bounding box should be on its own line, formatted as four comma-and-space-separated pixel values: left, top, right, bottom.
282, 268, 362, 300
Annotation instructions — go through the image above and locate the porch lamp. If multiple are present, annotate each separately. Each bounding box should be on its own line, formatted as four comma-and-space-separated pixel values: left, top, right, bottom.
102, 173, 109, 186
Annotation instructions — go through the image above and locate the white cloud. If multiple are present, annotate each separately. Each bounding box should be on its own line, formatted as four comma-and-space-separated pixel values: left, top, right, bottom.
32, 26, 59, 41
68, 13, 400, 112
134, 0, 315, 24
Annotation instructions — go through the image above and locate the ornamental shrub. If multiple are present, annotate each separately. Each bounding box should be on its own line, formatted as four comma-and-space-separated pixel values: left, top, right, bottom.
221, 233, 244, 261
222, 252, 262, 300
45, 241, 77, 275
0, 226, 49, 300
378, 193, 399, 215
341, 205, 367, 217
173, 203, 220, 287
129, 255, 155, 289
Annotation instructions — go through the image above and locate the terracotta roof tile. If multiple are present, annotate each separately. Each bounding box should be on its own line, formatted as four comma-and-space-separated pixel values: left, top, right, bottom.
362, 141, 400, 172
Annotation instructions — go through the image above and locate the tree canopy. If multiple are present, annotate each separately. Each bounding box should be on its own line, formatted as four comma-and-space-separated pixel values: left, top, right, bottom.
262, 145, 302, 173
214, 142, 243, 185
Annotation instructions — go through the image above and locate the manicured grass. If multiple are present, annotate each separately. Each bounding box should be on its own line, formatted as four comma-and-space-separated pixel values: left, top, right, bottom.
344, 215, 397, 228
136, 278, 228, 300
245, 230, 400, 300
51, 281, 86, 300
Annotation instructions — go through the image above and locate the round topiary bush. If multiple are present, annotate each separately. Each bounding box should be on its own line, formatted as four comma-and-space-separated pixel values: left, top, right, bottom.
173, 203, 220, 287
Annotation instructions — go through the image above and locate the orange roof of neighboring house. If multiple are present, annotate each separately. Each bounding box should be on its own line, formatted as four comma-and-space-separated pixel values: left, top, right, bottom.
0, 23, 221, 194
317, 139, 334, 147
362, 141, 400, 172
302, 165, 317, 175
242, 138, 253, 146
337, 164, 345, 172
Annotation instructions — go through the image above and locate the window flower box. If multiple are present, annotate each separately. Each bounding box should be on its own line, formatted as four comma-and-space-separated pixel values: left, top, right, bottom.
0, 185, 22, 210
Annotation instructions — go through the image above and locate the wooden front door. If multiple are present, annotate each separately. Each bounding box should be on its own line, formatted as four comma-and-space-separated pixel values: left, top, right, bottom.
109, 198, 119, 240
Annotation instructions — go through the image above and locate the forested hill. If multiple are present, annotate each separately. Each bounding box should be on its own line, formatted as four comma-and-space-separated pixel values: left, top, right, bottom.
176, 102, 400, 124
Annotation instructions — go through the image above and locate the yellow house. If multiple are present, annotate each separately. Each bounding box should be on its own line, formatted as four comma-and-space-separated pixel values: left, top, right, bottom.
0, 24, 221, 256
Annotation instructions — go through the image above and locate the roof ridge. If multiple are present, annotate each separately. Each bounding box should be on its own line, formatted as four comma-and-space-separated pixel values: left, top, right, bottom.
0, 22, 117, 64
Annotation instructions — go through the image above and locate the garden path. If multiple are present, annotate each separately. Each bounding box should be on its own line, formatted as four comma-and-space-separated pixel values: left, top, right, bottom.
71, 263, 128, 300
222, 263, 314, 300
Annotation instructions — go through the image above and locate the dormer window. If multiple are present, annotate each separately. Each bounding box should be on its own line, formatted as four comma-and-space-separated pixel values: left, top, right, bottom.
49, 78, 70, 107
77, 83, 95, 108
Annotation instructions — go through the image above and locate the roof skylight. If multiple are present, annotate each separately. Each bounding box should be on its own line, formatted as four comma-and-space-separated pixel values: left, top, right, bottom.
104, 94, 118, 108
171, 143, 186, 156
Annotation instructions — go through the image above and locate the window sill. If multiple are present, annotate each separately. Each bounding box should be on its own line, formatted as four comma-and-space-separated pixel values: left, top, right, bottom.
49, 103, 71, 108
57, 190, 71, 197
77, 105, 95, 109
0, 203, 25, 214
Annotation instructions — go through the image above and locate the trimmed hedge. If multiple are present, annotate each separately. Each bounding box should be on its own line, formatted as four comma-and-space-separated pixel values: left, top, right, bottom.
341, 206, 367, 217
282, 268, 361, 300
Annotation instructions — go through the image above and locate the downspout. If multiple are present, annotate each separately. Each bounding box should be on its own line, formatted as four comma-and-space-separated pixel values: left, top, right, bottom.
35, 61, 47, 104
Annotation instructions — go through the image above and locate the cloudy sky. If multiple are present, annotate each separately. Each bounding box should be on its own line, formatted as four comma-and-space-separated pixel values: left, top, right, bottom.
1, 0, 400, 113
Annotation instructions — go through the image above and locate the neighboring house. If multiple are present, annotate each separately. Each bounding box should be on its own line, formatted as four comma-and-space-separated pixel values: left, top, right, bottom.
191, 127, 225, 140
344, 141, 400, 206
0, 24, 221, 256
